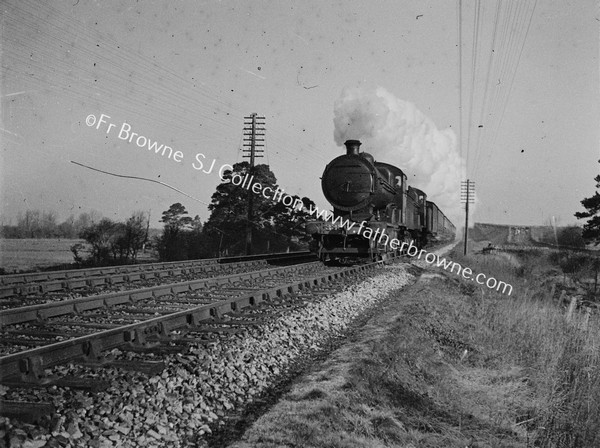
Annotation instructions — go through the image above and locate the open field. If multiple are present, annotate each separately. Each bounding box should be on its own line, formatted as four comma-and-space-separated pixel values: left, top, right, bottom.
0, 238, 160, 273
0, 239, 85, 273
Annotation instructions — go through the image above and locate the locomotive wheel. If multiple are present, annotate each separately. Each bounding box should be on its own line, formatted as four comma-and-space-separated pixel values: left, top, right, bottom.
400, 234, 412, 255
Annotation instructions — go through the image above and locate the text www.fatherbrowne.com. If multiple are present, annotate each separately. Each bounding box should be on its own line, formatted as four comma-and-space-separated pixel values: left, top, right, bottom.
197, 167, 513, 296
307, 204, 513, 296
82, 116, 513, 297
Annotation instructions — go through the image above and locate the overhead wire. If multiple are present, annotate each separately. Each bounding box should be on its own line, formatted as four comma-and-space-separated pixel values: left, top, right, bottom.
17, 0, 246, 115
483, 0, 522, 139
457, 0, 464, 164
465, 0, 483, 177
486, 0, 538, 153
4, 0, 332, 171
471, 0, 502, 178
459, 0, 538, 184
2, 7, 241, 134
477, 0, 537, 180
7, 0, 535, 195
2, 61, 236, 143
474, 0, 515, 162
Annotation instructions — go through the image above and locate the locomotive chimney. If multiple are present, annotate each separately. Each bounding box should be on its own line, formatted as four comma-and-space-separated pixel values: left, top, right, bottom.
344, 139, 361, 155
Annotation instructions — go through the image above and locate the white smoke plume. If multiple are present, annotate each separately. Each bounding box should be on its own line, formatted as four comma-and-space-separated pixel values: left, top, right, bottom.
333, 86, 473, 229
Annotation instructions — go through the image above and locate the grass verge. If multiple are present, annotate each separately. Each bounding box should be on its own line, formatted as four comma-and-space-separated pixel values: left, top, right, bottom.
447, 249, 600, 447
227, 252, 600, 448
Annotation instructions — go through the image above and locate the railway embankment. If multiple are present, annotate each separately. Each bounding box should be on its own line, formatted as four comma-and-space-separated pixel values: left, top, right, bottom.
2, 246, 598, 447
0, 261, 415, 447
227, 249, 600, 448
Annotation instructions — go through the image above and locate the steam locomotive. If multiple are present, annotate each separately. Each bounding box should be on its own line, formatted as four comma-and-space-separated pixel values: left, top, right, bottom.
307, 139, 456, 262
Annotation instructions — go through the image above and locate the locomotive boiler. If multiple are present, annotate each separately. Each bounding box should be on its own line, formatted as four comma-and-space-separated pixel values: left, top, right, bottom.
308, 139, 455, 262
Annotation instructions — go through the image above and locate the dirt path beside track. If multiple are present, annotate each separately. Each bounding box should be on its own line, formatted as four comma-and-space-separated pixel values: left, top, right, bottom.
225, 262, 531, 448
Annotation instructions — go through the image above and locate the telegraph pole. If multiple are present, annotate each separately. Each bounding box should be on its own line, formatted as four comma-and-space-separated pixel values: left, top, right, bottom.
242, 113, 265, 255
461, 179, 475, 255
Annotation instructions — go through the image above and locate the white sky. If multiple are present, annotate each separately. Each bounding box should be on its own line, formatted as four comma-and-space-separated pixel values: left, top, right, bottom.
1, 0, 598, 228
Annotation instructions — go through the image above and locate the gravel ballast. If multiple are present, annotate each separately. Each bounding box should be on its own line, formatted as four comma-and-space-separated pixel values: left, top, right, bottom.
1, 263, 414, 448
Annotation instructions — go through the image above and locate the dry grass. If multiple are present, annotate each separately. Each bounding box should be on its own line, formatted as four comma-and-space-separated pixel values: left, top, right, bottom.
447, 249, 600, 447
226, 250, 600, 448
228, 270, 530, 447
0, 238, 85, 272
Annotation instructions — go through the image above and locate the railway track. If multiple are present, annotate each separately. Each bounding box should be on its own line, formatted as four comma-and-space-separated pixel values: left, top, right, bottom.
0, 251, 316, 308
0, 256, 396, 429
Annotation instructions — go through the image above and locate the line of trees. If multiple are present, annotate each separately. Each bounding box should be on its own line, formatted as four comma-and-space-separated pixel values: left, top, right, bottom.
154, 204, 204, 261
0, 210, 102, 239
2, 162, 318, 265
76, 211, 150, 264
155, 162, 316, 261
576, 168, 600, 245
1, 209, 152, 266
572, 165, 600, 297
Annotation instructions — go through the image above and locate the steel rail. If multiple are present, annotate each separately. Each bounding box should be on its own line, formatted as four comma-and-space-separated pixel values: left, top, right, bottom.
0, 260, 266, 300
0, 261, 382, 382
0, 262, 320, 328
0, 259, 216, 286
0, 252, 314, 299
0, 251, 312, 285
